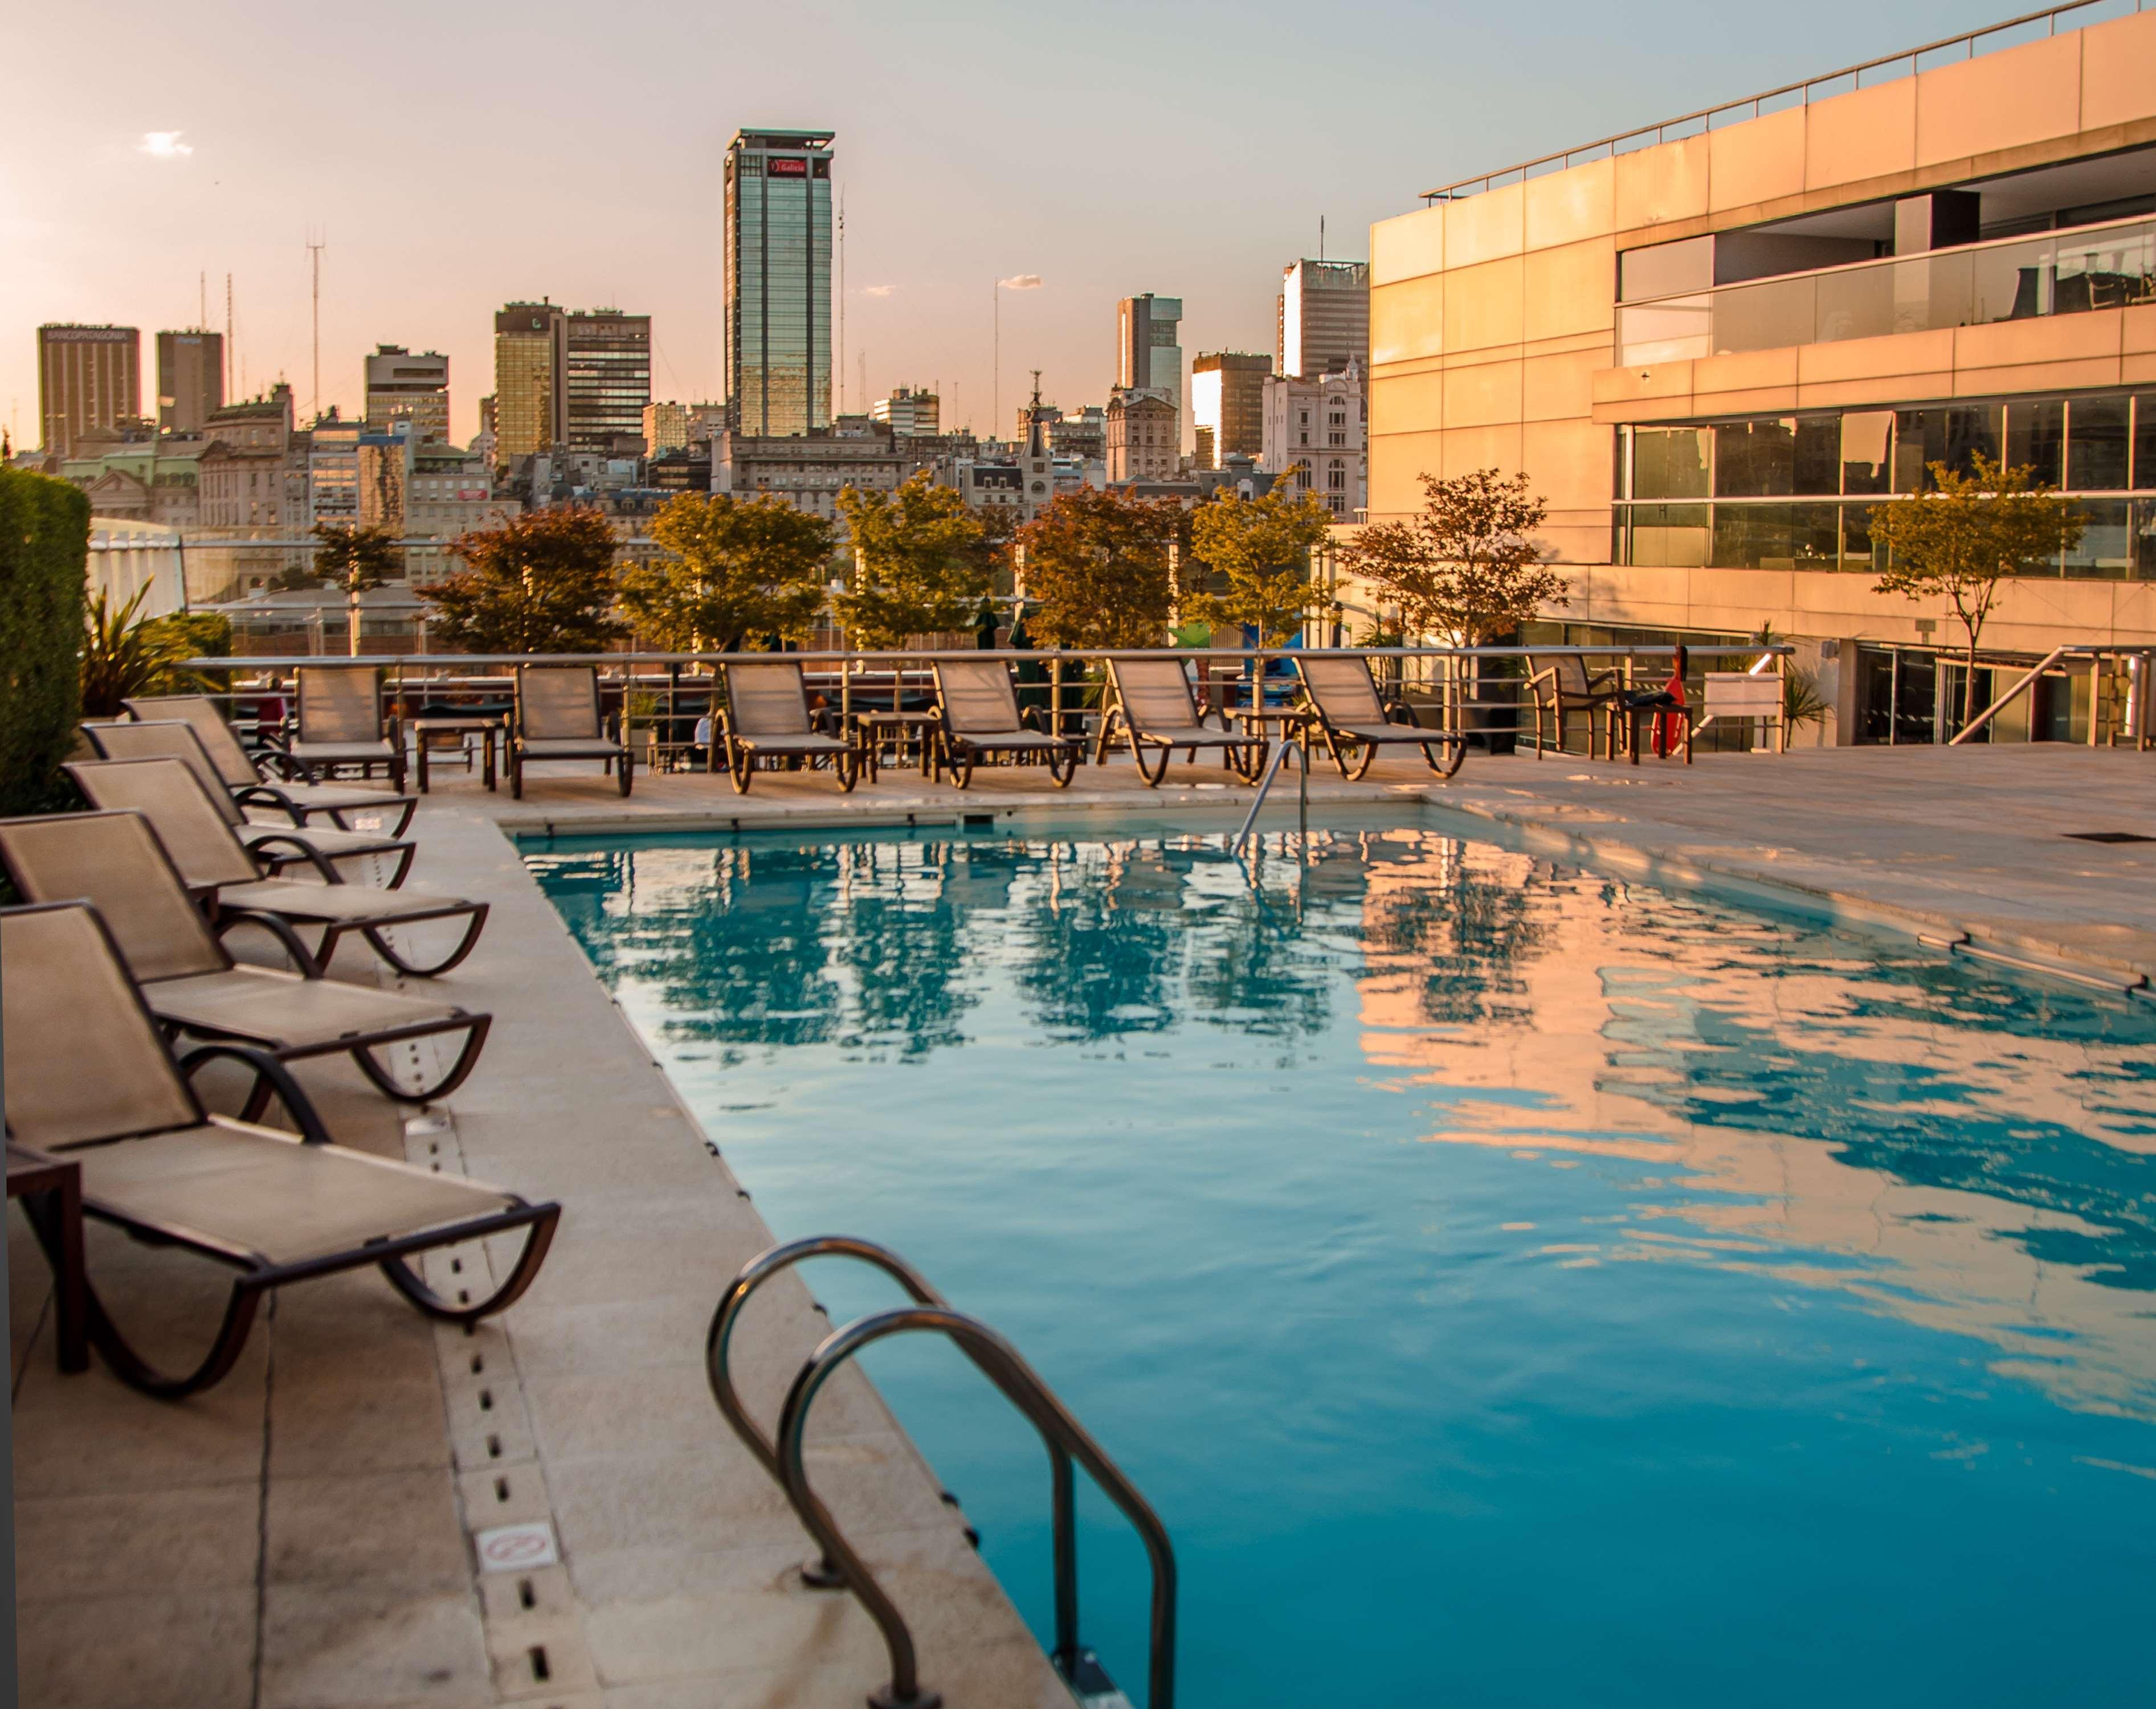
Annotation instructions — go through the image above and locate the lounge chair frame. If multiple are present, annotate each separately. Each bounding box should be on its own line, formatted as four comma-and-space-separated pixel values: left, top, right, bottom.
65, 758, 488, 978
1294, 655, 1467, 781
287, 664, 409, 794
1526, 654, 1627, 761
1094, 657, 1266, 787
123, 694, 418, 836
81, 721, 417, 888
0, 811, 488, 1109
509, 664, 634, 800
930, 659, 1079, 790
718, 661, 865, 795
2, 902, 556, 1400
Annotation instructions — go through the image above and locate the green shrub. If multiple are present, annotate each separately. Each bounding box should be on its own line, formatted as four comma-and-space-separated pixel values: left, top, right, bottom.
0, 467, 89, 814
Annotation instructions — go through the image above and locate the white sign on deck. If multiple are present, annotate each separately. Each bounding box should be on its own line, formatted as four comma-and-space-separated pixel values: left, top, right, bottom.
475, 1520, 559, 1572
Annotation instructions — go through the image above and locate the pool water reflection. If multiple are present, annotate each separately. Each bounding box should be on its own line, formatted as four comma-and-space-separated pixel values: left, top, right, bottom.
530, 824, 2156, 1708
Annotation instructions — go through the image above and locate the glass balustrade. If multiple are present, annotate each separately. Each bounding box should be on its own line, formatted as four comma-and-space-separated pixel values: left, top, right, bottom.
1618, 218, 2156, 366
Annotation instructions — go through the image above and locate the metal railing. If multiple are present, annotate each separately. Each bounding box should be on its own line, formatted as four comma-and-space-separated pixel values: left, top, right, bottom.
1951, 642, 2156, 745
707, 1236, 1175, 1709
1233, 736, 1311, 854
1421, 0, 2145, 203
182, 643, 1794, 771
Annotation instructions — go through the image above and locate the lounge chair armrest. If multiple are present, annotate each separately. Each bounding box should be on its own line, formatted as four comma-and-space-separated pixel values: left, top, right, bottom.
213, 907, 326, 979
232, 783, 307, 825
177, 1043, 337, 1143
1386, 702, 1425, 730
243, 831, 348, 886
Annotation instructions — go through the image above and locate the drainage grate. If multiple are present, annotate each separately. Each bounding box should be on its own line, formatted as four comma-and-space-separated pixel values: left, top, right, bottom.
2064, 831, 2156, 844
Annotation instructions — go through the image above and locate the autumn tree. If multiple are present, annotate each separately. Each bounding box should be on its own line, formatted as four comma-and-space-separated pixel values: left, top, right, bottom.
1868, 453, 2082, 731
1184, 473, 1333, 647
1015, 487, 1182, 648
833, 471, 991, 647
617, 491, 834, 651
1340, 468, 1564, 645
312, 522, 401, 656
423, 507, 627, 653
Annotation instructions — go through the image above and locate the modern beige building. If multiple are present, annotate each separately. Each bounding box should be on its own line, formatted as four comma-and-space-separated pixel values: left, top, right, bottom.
155, 329, 223, 435
1368, 7, 2156, 743
493, 301, 566, 470
643, 400, 691, 456
38, 324, 139, 457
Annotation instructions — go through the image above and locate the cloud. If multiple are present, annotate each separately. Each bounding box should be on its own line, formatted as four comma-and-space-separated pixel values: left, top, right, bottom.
861, 284, 896, 298
997, 273, 1043, 290
137, 131, 194, 158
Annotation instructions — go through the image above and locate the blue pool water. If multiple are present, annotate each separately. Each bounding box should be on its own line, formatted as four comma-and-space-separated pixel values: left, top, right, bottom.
528, 821, 2156, 1707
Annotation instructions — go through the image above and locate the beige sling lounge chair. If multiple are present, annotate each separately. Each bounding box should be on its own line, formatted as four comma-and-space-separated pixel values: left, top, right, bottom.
1095, 656, 1266, 786
80, 720, 416, 888
930, 659, 1080, 788
125, 693, 417, 836
66, 758, 489, 977
288, 664, 407, 793
0, 811, 489, 1109
1294, 655, 1466, 781
718, 660, 865, 795
0, 901, 554, 1399
510, 664, 633, 799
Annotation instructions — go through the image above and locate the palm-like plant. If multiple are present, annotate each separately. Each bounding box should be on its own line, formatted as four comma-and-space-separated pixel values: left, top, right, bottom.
79, 587, 217, 717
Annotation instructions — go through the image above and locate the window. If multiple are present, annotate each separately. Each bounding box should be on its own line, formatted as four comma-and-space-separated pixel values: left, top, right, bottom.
1841, 412, 1893, 494
1327, 464, 1345, 490
1328, 432, 1344, 447
1631, 427, 1709, 499
2006, 399, 2065, 486
2072, 396, 2131, 489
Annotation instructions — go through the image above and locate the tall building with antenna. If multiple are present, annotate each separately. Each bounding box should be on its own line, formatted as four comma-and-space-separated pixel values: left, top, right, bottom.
1276, 259, 1369, 380
723, 128, 834, 436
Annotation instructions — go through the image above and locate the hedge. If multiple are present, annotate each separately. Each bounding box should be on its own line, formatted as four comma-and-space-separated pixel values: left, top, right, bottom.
0, 467, 89, 815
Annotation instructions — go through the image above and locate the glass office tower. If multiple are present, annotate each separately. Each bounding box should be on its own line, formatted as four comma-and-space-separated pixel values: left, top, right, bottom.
724, 129, 834, 437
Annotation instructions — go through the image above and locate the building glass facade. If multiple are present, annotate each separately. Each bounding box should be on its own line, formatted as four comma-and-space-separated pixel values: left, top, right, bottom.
725, 130, 833, 437
1614, 388, 2156, 577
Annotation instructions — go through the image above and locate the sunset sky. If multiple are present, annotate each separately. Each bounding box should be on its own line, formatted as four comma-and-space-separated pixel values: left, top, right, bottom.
5, 0, 1992, 451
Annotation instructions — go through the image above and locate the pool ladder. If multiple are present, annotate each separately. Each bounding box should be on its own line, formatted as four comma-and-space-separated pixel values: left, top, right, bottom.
707, 1235, 1177, 1709
1231, 728, 1309, 856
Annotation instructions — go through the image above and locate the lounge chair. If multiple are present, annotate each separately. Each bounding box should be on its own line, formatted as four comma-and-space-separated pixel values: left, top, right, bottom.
288, 664, 408, 794
80, 720, 416, 888
0, 811, 489, 1109
65, 758, 488, 976
509, 664, 633, 800
1095, 656, 1266, 786
1525, 654, 1626, 760
1294, 655, 1466, 780
930, 659, 1080, 788
718, 660, 865, 795
124, 693, 418, 835
0, 901, 554, 1399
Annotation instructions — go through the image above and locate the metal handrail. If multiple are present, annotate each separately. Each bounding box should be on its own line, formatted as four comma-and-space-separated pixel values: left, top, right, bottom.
705, 1235, 947, 1588
1233, 730, 1310, 855
1420, 0, 2141, 202
775, 1299, 1177, 1709
1951, 645, 2071, 743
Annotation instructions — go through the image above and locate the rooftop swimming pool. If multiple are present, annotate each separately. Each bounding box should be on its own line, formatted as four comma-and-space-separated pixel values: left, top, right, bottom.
528, 818, 2156, 1708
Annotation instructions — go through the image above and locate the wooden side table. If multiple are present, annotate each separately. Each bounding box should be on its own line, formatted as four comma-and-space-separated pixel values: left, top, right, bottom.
413, 718, 501, 792
8, 1144, 89, 1374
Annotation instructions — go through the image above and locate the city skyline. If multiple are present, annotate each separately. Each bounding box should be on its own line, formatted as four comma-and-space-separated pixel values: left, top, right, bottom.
2, 0, 1997, 449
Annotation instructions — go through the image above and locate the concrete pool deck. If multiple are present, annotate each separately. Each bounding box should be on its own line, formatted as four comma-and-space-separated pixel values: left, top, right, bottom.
11, 738, 2156, 1706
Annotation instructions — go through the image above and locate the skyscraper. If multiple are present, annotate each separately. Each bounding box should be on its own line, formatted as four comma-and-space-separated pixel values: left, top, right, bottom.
724, 128, 834, 436
1116, 294, 1183, 423
364, 345, 451, 443
156, 329, 223, 435
38, 324, 140, 456
564, 310, 651, 451
493, 301, 566, 469
1277, 259, 1369, 380
1191, 352, 1271, 468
